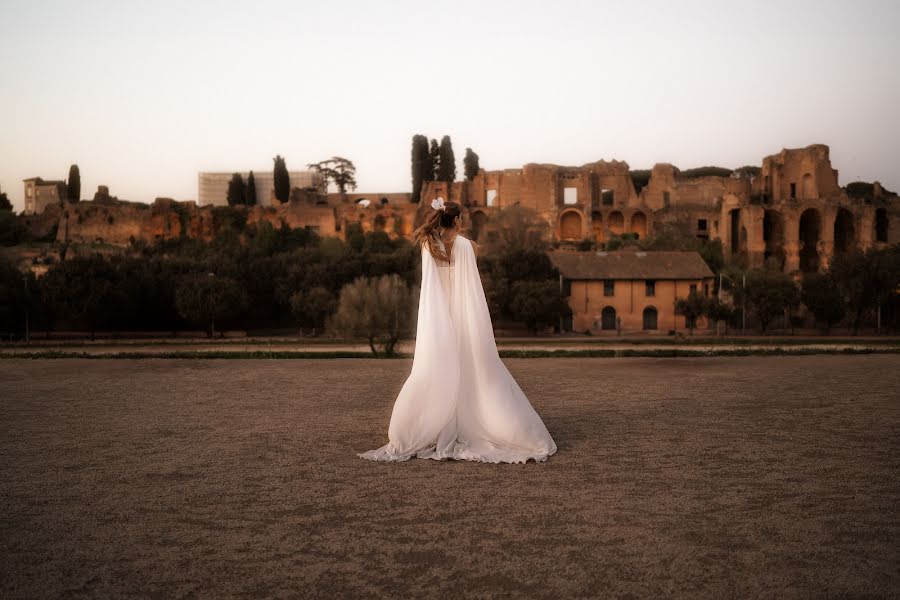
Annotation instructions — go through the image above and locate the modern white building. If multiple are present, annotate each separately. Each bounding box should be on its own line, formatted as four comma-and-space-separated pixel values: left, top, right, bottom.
197, 170, 325, 207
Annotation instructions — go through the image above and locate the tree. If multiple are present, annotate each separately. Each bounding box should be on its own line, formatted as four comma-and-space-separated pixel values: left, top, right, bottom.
307, 157, 358, 194
410, 134, 429, 203
226, 173, 246, 206
0, 191, 12, 211
509, 280, 570, 335
0, 257, 29, 338
464, 147, 480, 181
705, 296, 737, 335
801, 272, 845, 332
67, 164, 81, 202
674, 290, 709, 335
738, 267, 800, 333
245, 171, 257, 206
273, 155, 290, 202
437, 135, 456, 182
0, 211, 27, 246
39, 254, 121, 339
175, 273, 248, 337
830, 247, 900, 333
329, 274, 415, 356
428, 138, 440, 181
290, 286, 335, 335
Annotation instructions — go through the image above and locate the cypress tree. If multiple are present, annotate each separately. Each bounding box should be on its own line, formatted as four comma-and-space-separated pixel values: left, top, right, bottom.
438, 135, 456, 183
410, 134, 429, 203
227, 173, 246, 206
273, 155, 290, 202
428, 139, 440, 181
67, 164, 81, 202
464, 148, 480, 181
245, 171, 257, 206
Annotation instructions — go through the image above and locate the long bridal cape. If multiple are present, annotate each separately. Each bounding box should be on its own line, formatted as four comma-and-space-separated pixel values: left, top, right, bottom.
358, 234, 557, 464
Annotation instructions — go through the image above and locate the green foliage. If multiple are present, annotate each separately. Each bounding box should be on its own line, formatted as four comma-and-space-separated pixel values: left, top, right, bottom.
846, 181, 896, 199
0, 257, 30, 337
733, 165, 761, 179
290, 286, 335, 335
680, 166, 733, 179
211, 206, 247, 233
509, 280, 571, 335
801, 272, 845, 332
0, 191, 12, 211
411, 134, 429, 203
307, 157, 357, 194
67, 164, 81, 201
0, 211, 28, 246
175, 273, 248, 337
464, 147, 480, 181
829, 246, 900, 332
273, 155, 290, 202
245, 171, 257, 206
674, 291, 709, 334
227, 173, 246, 206
329, 274, 415, 356
629, 169, 652, 194
40, 254, 123, 337
437, 136, 456, 183
428, 138, 440, 181
640, 218, 724, 273
734, 267, 800, 332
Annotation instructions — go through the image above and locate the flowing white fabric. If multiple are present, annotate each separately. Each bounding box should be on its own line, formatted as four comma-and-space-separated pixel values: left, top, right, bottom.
358, 234, 558, 464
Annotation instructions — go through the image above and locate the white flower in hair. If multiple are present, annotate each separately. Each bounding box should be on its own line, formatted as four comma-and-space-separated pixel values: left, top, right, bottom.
431, 196, 446, 211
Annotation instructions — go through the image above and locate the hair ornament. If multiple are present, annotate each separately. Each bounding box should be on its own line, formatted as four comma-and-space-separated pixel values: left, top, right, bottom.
431, 196, 446, 211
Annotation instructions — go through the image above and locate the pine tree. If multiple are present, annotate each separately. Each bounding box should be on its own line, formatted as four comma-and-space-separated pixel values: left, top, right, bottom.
245, 171, 257, 206
438, 135, 456, 183
428, 139, 440, 181
273, 155, 290, 202
464, 147, 480, 181
67, 164, 81, 202
410, 134, 429, 203
227, 173, 246, 206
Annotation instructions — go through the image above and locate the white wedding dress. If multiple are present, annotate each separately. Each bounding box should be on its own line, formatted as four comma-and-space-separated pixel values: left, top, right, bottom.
358, 234, 558, 464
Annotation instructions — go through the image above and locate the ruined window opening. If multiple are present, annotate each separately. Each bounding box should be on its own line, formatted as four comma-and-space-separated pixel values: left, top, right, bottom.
645, 280, 655, 297
603, 280, 615, 297
601, 189, 614, 206
875, 208, 889, 243
563, 187, 577, 205
689, 283, 697, 294
486, 189, 497, 207
662, 191, 670, 207
790, 183, 797, 199
697, 219, 707, 231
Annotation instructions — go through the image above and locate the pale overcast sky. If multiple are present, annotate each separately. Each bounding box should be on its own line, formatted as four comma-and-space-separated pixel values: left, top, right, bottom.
1, 0, 899, 210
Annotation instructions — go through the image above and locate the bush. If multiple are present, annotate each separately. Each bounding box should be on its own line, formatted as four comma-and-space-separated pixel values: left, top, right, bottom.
328, 274, 415, 356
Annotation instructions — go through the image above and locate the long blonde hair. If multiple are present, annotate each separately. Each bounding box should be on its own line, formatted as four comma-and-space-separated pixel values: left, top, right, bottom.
413, 201, 461, 261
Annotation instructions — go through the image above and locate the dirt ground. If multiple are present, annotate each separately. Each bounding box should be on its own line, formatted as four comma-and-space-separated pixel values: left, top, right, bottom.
1, 356, 898, 598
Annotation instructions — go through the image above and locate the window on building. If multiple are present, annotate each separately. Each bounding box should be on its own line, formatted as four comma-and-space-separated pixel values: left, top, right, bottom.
790, 182, 797, 199
689, 283, 697, 294
663, 191, 670, 207
486, 189, 497, 207
601, 189, 614, 206
697, 219, 707, 231
645, 280, 655, 297
603, 280, 615, 297
703, 283, 709, 297
26, 187, 32, 198
563, 187, 577, 205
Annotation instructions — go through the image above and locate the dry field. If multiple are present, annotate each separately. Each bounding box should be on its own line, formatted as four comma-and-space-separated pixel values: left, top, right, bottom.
1, 356, 898, 598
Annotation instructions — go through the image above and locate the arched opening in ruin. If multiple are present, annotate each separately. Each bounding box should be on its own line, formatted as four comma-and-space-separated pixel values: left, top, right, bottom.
355, 198, 371, 208
642, 306, 658, 330
591, 211, 604, 242
802, 173, 815, 199
799, 208, 821, 273
763, 209, 786, 269
601, 306, 617, 331
729, 209, 741, 253
630, 211, 647, 240
833, 208, 855, 255
608, 211, 624, 235
559, 210, 583, 240
875, 208, 889, 243
471, 211, 488, 242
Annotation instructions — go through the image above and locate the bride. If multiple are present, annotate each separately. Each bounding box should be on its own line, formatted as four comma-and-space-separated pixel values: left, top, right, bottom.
358, 197, 558, 464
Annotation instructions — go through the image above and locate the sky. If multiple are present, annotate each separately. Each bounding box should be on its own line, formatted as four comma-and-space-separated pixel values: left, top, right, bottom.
1, 0, 899, 211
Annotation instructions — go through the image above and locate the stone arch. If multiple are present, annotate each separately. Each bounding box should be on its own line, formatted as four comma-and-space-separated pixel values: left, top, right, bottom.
471, 210, 488, 241
630, 211, 647, 240
601, 306, 617, 331
559, 210, 583, 240
875, 208, 889, 243
608, 211, 624, 235
591, 211, 604, 242
833, 208, 855, 255
763, 209, 786, 269
802, 173, 815, 199
642, 306, 658, 330
799, 208, 822, 273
